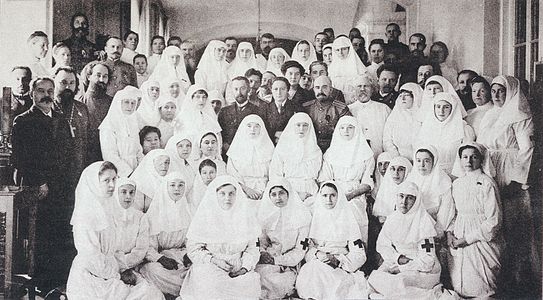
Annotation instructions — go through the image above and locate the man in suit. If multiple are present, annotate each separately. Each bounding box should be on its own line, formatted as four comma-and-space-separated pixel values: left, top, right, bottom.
9, 66, 33, 117
218, 76, 263, 155
262, 77, 302, 144
371, 64, 399, 109
11, 77, 74, 293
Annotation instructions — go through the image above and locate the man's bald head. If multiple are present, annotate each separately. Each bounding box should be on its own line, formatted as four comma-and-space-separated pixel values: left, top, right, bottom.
313, 75, 332, 101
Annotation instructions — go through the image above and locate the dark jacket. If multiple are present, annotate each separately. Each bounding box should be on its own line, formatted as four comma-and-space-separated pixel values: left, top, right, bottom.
262, 98, 303, 144
218, 101, 263, 151
371, 91, 399, 109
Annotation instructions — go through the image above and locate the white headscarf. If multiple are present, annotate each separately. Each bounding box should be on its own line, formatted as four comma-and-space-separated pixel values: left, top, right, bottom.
98, 87, 141, 138
137, 80, 161, 126
150, 45, 190, 85
374, 156, 413, 217
309, 181, 361, 242
324, 116, 373, 168
406, 145, 452, 212
478, 75, 532, 133
291, 40, 317, 72
165, 133, 195, 175
328, 36, 367, 78
111, 177, 138, 223
186, 175, 261, 244
196, 40, 229, 91
159, 76, 187, 109
381, 181, 437, 244
418, 92, 466, 147
266, 48, 290, 76
71, 162, 112, 231
129, 149, 170, 198
390, 82, 423, 119
146, 171, 192, 235
227, 114, 274, 166
227, 42, 259, 78
273, 112, 322, 164
175, 85, 221, 140
451, 142, 496, 178
419, 75, 467, 121
208, 89, 225, 108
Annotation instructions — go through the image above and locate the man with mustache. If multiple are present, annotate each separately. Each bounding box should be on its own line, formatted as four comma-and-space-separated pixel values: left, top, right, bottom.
81, 62, 112, 162
62, 13, 98, 74
224, 36, 238, 63
256, 33, 276, 70
11, 77, 74, 294
10, 66, 33, 117
371, 64, 399, 109
100, 36, 138, 97
303, 75, 351, 151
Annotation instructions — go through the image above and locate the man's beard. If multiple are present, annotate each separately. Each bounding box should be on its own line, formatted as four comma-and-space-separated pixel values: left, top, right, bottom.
235, 94, 247, 104
90, 81, 107, 93
58, 89, 75, 106
73, 27, 89, 38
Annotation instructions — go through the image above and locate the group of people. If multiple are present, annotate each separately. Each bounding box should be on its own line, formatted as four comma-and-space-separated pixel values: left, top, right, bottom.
7, 11, 539, 299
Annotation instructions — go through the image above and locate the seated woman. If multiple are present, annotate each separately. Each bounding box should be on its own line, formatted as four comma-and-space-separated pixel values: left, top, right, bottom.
165, 134, 196, 196
448, 142, 503, 298
227, 114, 274, 200
140, 172, 193, 297
368, 181, 441, 298
269, 112, 322, 203
139, 126, 162, 156
189, 159, 218, 215
192, 131, 226, 175
67, 161, 164, 300
137, 80, 161, 127
371, 151, 397, 200
180, 175, 262, 299
99, 87, 144, 177
417, 92, 475, 175
129, 149, 170, 212
318, 116, 374, 245
296, 181, 368, 299
256, 179, 312, 299
194, 40, 229, 95
156, 96, 178, 146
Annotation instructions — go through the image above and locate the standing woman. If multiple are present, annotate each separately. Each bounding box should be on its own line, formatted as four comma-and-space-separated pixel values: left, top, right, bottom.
129, 149, 170, 212
328, 36, 367, 95
447, 142, 503, 298
269, 112, 322, 202
291, 40, 317, 72
99, 87, 144, 177
256, 179, 312, 299
227, 114, 275, 200
295, 181, 368, 299
194, 40, 229, 96
477, 75, 536, 293
416, 92, 475, 175
318, 116, 375, 244
180, 176, 262, 299
383, 83, 423, 159
137, 80, 161, 127
266, 48, 290, 76
140, 172, 193, 298
150, 45, 191, 93
67, 162, 164, 299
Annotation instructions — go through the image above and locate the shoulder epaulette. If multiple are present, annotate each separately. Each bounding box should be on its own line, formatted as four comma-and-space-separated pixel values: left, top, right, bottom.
302, 100, 316, 107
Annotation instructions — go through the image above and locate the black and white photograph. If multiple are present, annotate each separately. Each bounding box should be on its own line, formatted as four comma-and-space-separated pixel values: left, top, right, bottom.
0, 0, 541, 299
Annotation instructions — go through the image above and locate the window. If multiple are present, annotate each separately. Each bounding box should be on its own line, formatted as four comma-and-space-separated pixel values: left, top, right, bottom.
514, 0, 540, 83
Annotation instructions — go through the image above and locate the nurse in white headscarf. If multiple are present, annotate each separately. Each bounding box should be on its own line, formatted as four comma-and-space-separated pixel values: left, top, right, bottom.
180, 175, 262, 299
256, 179, 311, 299
190, 158, 218, 215
67, 162, 164, 300
416, 92, 475, 175
322, 43, 333, 66
227, 114, 274, 200
227, 42, 259, 79
150, 45, 190, 92
269, 112, 322, 202
140, 172, 193, 297
265, 47, 290, 76
419, 75, 467, 122
159, 76, 186, 109
328, 36, 367, 94
383, 82, 423, 158
99, 87, 144, 177
156, 95, 179, 146
137, 80, 161, 126
174, 85, 222, 145
291, 40, 317, 72
296, 181, 368, 299
192, 131, 227, 175
448, 142, 503, 298
373, 156, 413, 223
194, 40, 229, 96
368, 181, 441, 299
164, 134, 196, 197
129, 149, 170, 212
318, 116, 374, 244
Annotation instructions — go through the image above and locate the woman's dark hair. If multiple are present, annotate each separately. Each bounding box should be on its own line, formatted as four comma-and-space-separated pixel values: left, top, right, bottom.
272, 77, 291, 90
416, 149, 435, 161
426, 80, 442, 87
99, 161, 118, 176
320, 182, 338, 193
200, 132, 217, 146
269, 185, 289, 197
216, 183, 236, 193
199, 159, 217, 173
470, 76, 492, 101
150, 35, 165, 46
298, 40, 310, 47
192, 89, 209, 98
139, 126, 161, 146
458, 145, 482, 159
123, 30, 138, 41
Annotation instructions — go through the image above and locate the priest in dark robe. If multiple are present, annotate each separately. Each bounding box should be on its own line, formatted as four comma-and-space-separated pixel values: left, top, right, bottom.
10, 66, 33, 117
303, 75, 351, 151
81, 61, 112, 162
61, 13, 98, 74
